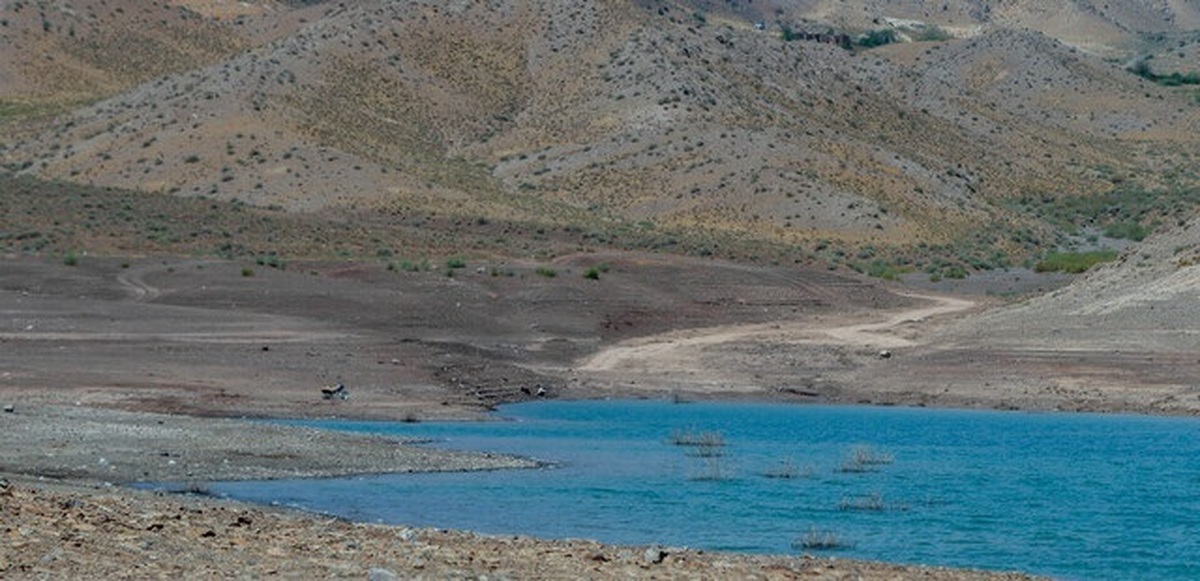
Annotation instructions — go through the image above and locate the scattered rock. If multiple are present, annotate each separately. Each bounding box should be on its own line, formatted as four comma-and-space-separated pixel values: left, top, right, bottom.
368, 567, 398, 581
0, 482, 1039, 579
4, 404, 14, 413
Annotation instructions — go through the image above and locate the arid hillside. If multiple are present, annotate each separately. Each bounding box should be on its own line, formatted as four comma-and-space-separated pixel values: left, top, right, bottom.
0, 0, 330, 128
839, 216, 1200, 415
2, 0, 1199, 274
689, 0, 1200, 56
954, 213, 1200, 353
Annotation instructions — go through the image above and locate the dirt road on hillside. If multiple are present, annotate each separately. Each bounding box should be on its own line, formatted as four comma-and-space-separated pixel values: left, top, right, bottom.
577, 293, 976, 373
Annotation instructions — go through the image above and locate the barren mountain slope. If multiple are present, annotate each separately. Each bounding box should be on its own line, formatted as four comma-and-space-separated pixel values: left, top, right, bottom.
697, 0, 1200, 52
6, 0, 1199, 260
838, 215, 1200, 415
888, 28, 1198, 141
953, 214, 1200, 353
0, 0, 329, 104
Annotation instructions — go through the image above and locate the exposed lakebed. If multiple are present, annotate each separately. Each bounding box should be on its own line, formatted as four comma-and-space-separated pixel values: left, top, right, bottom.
205, 401, 1200, 580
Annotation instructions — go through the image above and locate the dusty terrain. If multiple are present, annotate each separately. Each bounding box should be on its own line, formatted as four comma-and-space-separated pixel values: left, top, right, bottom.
3, 1, 1199, 577
0, 250, 1064, 579
0, 251, 912, 421
3, 215, 1199, 579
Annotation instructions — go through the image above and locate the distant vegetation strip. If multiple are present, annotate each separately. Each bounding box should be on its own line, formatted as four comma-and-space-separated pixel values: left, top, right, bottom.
776, 20, 954, 50
1, 171, 1193, 284
1034, 251, 1118, 274
1128, 60, 1200, 87
0, 174, 800, 267
1010, 185, 1200, 243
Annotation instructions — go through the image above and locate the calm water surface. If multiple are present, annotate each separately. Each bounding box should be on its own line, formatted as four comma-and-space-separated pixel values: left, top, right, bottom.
208, 401, 1200, 580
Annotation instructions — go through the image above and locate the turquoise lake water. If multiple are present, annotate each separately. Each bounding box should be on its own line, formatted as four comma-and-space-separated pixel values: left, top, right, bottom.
207, 401, 1200, 580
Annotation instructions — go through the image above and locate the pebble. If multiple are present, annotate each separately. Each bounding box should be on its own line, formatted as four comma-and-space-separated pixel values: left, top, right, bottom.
368, 567, 398, 581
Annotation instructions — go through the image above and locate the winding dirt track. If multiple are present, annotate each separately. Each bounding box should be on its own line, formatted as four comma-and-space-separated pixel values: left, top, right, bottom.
820, 293, 976, 347
577, 293, 976, 373
3, 260, 352, 344
115, 264, 164, 302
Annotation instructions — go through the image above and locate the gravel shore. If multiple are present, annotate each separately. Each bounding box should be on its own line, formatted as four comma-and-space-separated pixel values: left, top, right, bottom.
2, 404, 535, 486
0, 404, 1046, 579
0, 479, 1041, 580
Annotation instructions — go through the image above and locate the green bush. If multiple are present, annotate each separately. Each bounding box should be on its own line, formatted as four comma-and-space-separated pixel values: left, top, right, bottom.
535, 267, 557, 278
255, 253, 285, 269
582, 263, 610, 280
863, 259, 908, 281
910, 25, 953, 42
1034, 251, 1118, 274
1103, 221, 1149, 241
857, 29, 897, 48
446, 257, 467, 269
399, 259, 430, 272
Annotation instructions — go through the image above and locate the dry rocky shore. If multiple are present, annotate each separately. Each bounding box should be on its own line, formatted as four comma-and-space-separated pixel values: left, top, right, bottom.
0, 478, 1039, 580
0, 403, 1043, 580
1, 391, 1055, 581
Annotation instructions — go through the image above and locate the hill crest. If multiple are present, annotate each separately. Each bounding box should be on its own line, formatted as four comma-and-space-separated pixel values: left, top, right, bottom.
2, 0, 1199, 273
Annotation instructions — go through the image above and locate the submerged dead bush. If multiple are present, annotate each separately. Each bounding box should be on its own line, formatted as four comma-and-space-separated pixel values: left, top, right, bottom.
793, 527, 854, 551
838, 445, 893, 473
669, 429, 725, 449
762, 457, 813, 479
837, 491, 908, 512
672, 429, 730, 480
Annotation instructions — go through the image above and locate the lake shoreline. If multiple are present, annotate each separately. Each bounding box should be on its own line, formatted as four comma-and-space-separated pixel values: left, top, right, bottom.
0, 399, 1057, 580
10, 397, 1191, 579
0, 477, 1043, 580
217, 400, 1198, 580
0, 253, 1186, 578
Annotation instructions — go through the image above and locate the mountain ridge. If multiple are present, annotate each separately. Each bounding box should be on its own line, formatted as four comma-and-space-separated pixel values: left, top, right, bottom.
2, 0, 1198, 273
